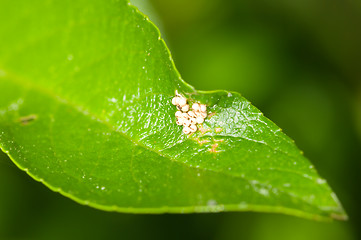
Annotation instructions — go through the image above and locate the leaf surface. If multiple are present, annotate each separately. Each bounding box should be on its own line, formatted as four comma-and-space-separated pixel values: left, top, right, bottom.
0, 0, 346, 220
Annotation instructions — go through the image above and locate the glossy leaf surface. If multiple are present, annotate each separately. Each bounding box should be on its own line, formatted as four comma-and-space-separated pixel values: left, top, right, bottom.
0, 0, 346, 220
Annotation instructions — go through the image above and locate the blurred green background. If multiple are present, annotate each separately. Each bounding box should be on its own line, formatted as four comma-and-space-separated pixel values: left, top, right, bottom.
1, 0, 361, 239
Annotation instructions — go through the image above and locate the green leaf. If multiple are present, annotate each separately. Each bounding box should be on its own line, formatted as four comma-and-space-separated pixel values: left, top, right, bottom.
0, 0, 346, 221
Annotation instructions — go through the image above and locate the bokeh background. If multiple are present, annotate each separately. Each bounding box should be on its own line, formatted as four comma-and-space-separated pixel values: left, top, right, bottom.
1, 0, 361, 239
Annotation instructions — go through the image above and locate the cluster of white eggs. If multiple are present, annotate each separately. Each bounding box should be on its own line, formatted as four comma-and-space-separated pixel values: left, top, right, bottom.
171, 93, 207, 134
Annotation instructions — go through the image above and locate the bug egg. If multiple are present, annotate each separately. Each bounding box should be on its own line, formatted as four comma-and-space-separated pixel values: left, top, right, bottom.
189, 124, 197, 133
178, 97, 187, 107
183, 126, 191, 134
200, 104, 207, 112
188, 111, 196, 118
178, 117, 186, 124
172, 97, 179, 106
176, 119, 183, 125
181, 113, 189, 119
190, 117, 197, 124
175, 111, 182, 118
182, 119, 191, 127
194, 111, 201, 117
181, 104, 189, 112
200, 112, 207, 118
192, 103, 200, 111
196, 116, 204, 124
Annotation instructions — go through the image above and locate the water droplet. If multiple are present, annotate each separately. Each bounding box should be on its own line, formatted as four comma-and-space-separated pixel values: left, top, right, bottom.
259, 188, 269, 196
317, 178, 326, 184
108, 97, 118, 103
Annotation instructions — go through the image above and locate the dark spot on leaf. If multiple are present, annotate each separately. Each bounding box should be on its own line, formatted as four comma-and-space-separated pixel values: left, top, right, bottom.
18, 114, 38, 125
